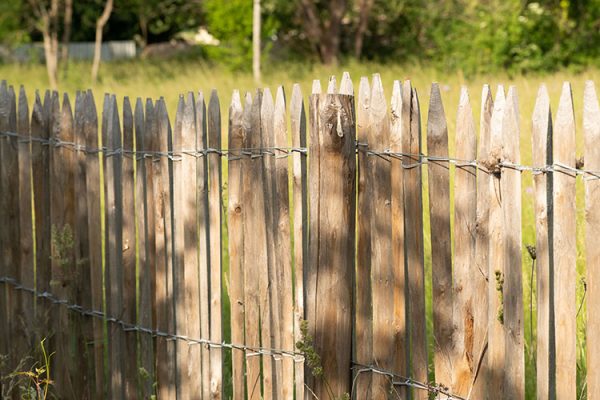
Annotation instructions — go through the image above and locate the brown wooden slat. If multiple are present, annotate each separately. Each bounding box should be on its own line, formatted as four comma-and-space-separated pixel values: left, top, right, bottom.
309, 91, 356, 398
369, 74, 394, 398
207, 90, 223, 400
554, 82, 577, 400
290, 83, 307, 400
355, 76, 373, 398
427, 83, 453, 390
532, 84, 553, 400
228, 90, 245, 400
501, 87, 524, 399
487, 86, 506, 400
452, 87, 478, 396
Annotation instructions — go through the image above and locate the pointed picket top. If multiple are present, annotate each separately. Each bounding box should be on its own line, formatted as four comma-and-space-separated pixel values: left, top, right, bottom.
50, 90, 60, 139
290, 84, 305, 145
427, 83, 448, 143
489, 85, 506, 160
31, 91, 45, 137
370, 74, 386, 123
502, 86, 520, 163
274, 86, 286, 146
532, 84, 551, 168
229, 90, 244, 148
390, 80, 402, 150
555, 82, 575, 163
312, 80, 322, 95
134, 98, 144, 152
183, 92, 196, 139
18, 86, 29, 134
480, 84, 493, 159
231, 90, 242, 113
291, 84, 302, 116
584, 81, 600, 166
357, 77, 370, 143
123, 97, 133, 152
83, 91, 98, 148
327, 75, 337, 94
0, 80, 6, 93
7, 86, 16, 130
61, 93, 74, 139
340, 72, 353, 95
262, 87, 274, 122
456, 86, 475, 160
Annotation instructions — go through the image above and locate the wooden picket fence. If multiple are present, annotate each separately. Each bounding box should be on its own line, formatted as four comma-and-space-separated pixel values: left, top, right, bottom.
0, 74, 599, 400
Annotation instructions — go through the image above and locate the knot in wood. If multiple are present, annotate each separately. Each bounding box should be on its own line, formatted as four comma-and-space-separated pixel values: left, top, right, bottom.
480, 155, 502, 177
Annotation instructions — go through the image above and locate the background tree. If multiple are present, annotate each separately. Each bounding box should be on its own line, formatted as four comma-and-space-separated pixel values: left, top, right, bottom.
91, 0, 113, 84
28, 0, 61, 89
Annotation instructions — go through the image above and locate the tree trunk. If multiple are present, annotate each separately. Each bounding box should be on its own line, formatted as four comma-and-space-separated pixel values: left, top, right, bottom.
253, 0, 261, 83
354, 0, 373, 59
91, 0, 114, 84
300, 0, 346, 65
61, 0, 73, 75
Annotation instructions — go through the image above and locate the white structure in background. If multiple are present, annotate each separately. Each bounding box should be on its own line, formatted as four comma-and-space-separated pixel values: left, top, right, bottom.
193, 27, 220, 46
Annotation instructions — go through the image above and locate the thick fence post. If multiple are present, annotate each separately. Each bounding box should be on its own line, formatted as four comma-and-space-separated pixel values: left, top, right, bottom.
307, 87, 356, 398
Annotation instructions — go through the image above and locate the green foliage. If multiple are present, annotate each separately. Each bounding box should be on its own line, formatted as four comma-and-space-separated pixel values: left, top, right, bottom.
1, 339, 54, 400
0, 0, 29, 46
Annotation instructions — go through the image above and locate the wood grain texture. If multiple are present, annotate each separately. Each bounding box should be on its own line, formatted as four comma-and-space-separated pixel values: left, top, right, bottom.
470, 85, 493, 399
487, 86, 506, 400
0, 82, 6, 368
310, 92, 356, 398
135, 98, 156, 398
532, 84, 554, 400
82, 91, 105, 399
207, 90, 223, 400
153, 98, 175, 400
355, 76, 373, 398
403, 84, 428, 399
426, 83, 454, 390
501, 87, 524, 400
554, 82, 577, 400
452, 87, 477, 396
121, 97, 138, 399
228, 90, 245, 400
368, 74, 394, 398
585, 80, 600, 399
390, 80, 408, 398
290, 83, 307, 400
274, 86, 295, 400
104, 94, 125, 399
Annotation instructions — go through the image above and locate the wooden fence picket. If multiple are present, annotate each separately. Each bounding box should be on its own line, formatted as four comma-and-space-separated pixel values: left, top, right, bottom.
228, 90, 245, 400
554, 82, 577, 400
427, 82, 453, 390
368, 73, 394, 398
501, 87, 524, 399
354, 76, 373, 399
532, 84, 553, 400
453, 86, 477, 396
584, 80, 600, 399
290, 83, 307, 400
0, 81, 6, 366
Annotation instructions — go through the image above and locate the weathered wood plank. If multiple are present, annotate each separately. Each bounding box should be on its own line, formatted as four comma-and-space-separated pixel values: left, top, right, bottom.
121, 97, 138, 399
243, 90, 266, 400
501, 87, 524, 399
0, 82, 7, 368
196, 92, 211, 399
207, 90, 223, 400
260, 87, 276, 400
274, 86, 294, 400
403, 83, 428, 399
452, 87, 478, 396
17, 87, 34, 366
554, 82, 577, 400
390, 79, 408, 398
290, 83, 307, 400
532, 84, 553, 400
310, 91, 356, 398
228, 90, 245, 400
82, 91, 105, 399
104, 94, 125, 399
469, 85, 492, 399
427, 83, 453, 390
355, 76, 373, 398
153, 98, 176, 400
585, 80, 600, 399
369, 74, 394, 398
135, 97, 156, 398
487, 86, 506, 400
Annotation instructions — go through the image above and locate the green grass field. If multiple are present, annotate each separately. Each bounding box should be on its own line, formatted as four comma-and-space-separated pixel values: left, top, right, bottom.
1, 59, 595, 399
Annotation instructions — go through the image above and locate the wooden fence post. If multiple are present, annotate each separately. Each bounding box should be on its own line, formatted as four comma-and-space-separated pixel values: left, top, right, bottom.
308, 87, 356, 399
554, 82, 577, 400
290, 83, 307, 400
501, 87, 524, 399
532, 84, 554, 400
427, 83, 454, 390
453, 87, 477, 396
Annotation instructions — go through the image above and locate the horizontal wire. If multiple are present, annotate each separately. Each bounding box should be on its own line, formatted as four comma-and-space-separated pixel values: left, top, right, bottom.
3, 129, 599, 179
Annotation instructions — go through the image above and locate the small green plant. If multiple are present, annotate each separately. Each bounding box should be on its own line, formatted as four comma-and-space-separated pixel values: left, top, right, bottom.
296, 320, 350, 400
495, 270, 504, 324
2, 339, 54, 400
